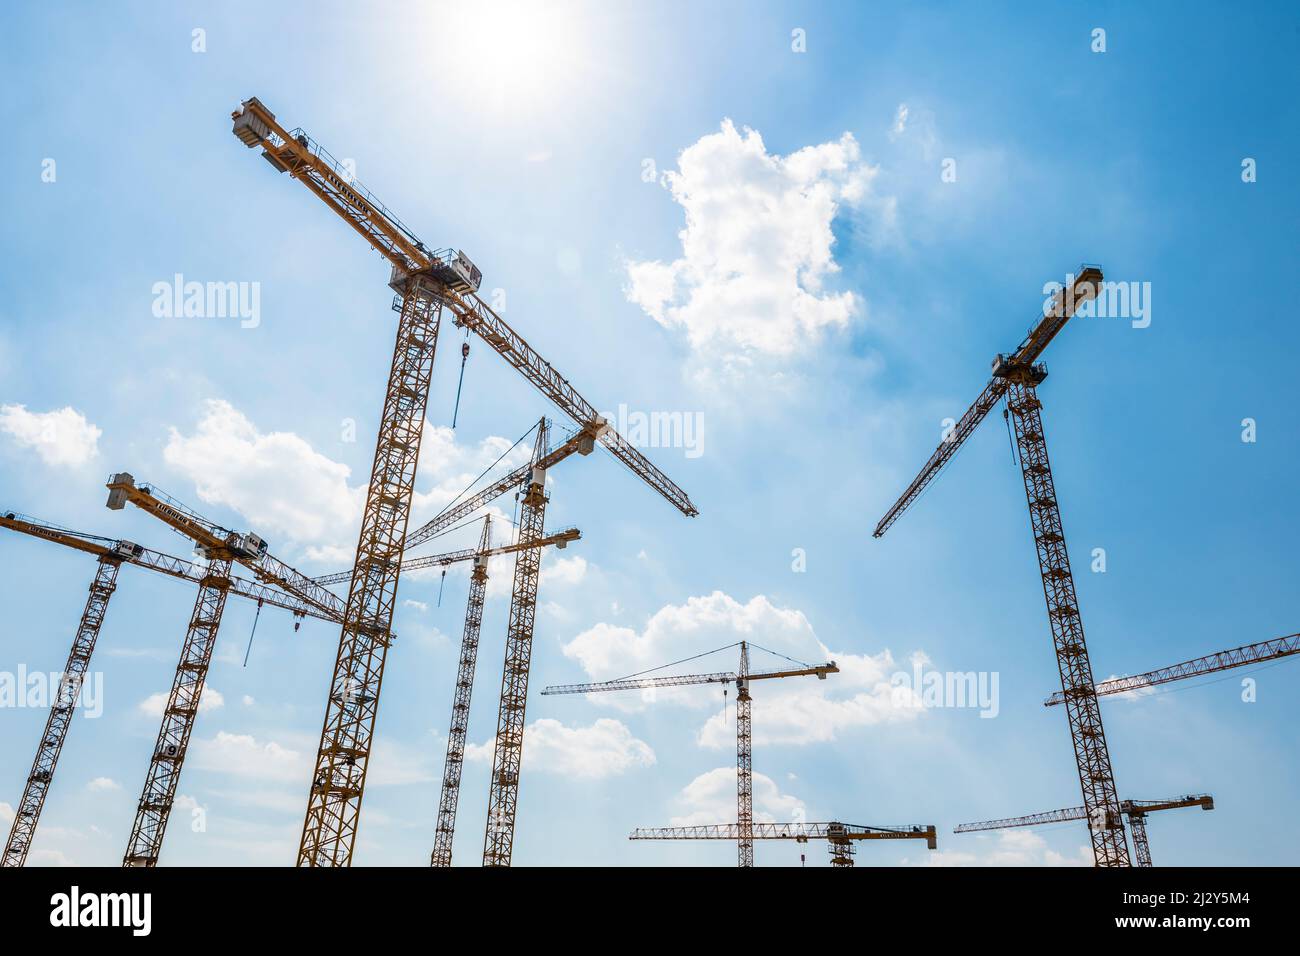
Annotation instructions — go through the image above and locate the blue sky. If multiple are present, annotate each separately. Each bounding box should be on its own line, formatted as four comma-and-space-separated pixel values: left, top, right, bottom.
1, 0, 1296, 866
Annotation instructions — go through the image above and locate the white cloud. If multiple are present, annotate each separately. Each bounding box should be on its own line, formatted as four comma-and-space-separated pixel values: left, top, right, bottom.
190, 728, 435, 792
86, 777, 121, 792
365, 735, 439, 787
161, 400, 530, 565
668, 767, 804, 826
625, 120, 878, 360
465, 718, 655, 779
0, 801, 12, 824
163, 399, 360, 551
190, 730, 309, 783
561, 591, 924, 744
403, 599, 429, 613
138, 686, 224, 717
540, 555, 587, 588
0, 404, 101, 467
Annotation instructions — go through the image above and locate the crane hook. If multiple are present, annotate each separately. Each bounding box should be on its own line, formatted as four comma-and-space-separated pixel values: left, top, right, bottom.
1003, 402, 1018, 466
451, 339, 471, 428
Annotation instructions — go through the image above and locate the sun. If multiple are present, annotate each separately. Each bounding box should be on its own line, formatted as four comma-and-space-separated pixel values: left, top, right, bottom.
431, 0, 593, 116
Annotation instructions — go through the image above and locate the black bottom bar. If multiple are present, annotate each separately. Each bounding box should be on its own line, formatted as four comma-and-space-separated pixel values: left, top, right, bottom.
0, 865, 1278, 941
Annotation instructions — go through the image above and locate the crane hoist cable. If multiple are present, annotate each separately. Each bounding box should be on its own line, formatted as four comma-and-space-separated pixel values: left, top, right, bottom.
1003, 401, 1018, 465
436, 420, 539, 522
243, 598, 264, 668
451, 338, 471, 428
437, 567, 447, 608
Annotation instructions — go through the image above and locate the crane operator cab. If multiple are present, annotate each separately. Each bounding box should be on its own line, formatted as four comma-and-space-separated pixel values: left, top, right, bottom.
389, 249, 483, 298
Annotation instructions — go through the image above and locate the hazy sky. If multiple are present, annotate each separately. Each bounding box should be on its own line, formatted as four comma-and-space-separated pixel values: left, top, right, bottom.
1, 1, 1296, 866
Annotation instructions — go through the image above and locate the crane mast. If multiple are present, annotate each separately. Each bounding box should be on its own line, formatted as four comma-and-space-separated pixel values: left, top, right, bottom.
123, 561, 232, 866
483, 424, 551, 866
430, 518, 494, 867
1004, 370, 1126, 866
3, 556, 120, 867
301, 271, 443, 866
736, 642, 753, 867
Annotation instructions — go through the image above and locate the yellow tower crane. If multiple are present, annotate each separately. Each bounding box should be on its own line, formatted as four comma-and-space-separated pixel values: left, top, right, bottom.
229, 97, 695, 866
0, 512, 335, 868
543, 642, 837, 867
630, 820, 937, 867
872, 267, 1133, 867
104, 473, 342, 866
956, 795, 1214, 867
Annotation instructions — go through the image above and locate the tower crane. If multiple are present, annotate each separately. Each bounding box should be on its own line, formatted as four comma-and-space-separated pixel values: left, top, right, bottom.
104, 473, 342, 866
1044, 632, 1299, 706
872, 266, 1131, 867
430, 516, 578, 866
630, 820, 937, 867
0, 512, 334, 868
955, 794, 1214, 867
230, 97, 695, 866
543, 642, 838, 867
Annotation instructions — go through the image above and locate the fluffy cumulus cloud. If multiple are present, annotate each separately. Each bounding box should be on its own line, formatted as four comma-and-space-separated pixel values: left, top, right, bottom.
0, 403, 101, 467
162, 399, 531, 565
163, 399, 358, 554
625, 120, 878, 360
466, 718, 655, 779
561, 591, 923, 745
86, 777, 121, 792
540, 554, 587, 588
190, 730, 309, 783
669, 767, 804, 827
